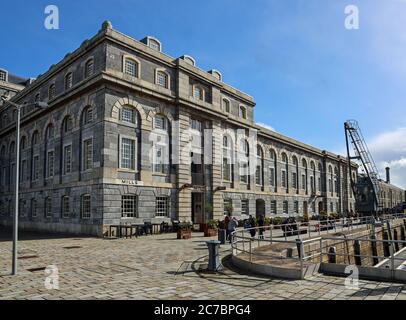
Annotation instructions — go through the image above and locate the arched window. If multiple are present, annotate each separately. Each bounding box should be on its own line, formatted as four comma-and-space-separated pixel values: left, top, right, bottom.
121, 106, 138, 125
45, 124, 54, 141
193, 86, 204, 101
148, 38, 161, 51
239, 139, 249, 184
255, 146, 264, 186
310, 161, 316, 193
281, 153, 288, 191
156, 70, 169, 89
9, 142, 15, 154
239, 106, 247, 119
302, 159, 308, 193
334, 167, 339, 194
328, 165, 333, 194
34, 93, 40, 103
65, 72, 73, 90
20, 136, 26, 150
124, 57, 139, 77
152, 114, 170, 174
82, 106, 93, 125
222, 135, 233, 182
48, 84, 56, 100
0, 146, 5, 159
85, 59, 94, 78
292, 156, 299, 191
32, 131, 40, 146
62, 116, 73, 134
269, 149, 277, 191
222, 98, 230, 113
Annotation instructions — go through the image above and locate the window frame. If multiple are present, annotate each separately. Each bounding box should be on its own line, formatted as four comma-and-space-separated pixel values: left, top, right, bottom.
123, 56, 140, 78
155, 69, 170, 89
81, 194, 92, 219
121, 195, 138, 218
119, 136, 137, 171
155, 196, 170, 217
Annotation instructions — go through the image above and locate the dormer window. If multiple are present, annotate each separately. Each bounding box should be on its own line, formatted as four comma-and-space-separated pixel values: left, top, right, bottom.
124, 57, 139, 77
65, 72, 73, 90
156, 70, 169, 89
141, 36, 162, 52
149, 39, 160, 51
181, 55, 196, 66
85, 59, 94, 78
239, 105, 247, 119
48, 84, 56, 100
0, 70, 7, 82
193, 86, 204, 101
208, 69, 222, 81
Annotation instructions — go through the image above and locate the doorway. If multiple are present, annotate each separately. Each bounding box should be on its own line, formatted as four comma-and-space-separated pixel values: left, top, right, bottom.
318, 201, 324, 214
256, 199, 265, 218
192, 193, 204, 224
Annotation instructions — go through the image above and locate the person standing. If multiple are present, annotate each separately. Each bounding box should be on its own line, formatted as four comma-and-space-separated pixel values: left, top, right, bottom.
224, 213, 231, 241
258, 215, 265, 240
248, 215, 256, 238
228, 217, 238, 244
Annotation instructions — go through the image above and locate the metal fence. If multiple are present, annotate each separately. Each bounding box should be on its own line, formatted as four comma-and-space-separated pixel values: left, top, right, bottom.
230, 213, 406, 279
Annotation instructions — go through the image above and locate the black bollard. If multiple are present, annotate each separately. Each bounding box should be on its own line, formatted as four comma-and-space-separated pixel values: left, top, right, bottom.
328, 246, 337, 264
353, 240, 362, 266
370, 234, 379, 266
401, 226, 406, 248
383, 231, 391, 258
394, 229, 400, 252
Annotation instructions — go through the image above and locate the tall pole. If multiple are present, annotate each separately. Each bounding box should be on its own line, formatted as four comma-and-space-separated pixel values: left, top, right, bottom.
12, 106, 20, 275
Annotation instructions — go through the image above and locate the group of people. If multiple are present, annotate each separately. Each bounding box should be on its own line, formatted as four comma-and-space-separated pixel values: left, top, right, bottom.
223, 214, 266, 243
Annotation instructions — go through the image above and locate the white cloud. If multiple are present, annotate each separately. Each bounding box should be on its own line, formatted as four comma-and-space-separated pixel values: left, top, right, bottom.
256, 122, 276, 132
368, 128, 406, 189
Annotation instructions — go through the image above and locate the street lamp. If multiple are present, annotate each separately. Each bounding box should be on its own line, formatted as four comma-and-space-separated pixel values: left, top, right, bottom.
1, 92, 48, 275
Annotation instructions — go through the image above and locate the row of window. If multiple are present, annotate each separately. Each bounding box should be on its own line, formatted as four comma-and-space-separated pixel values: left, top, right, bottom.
0, 137, 93, 186
0, 194, 171, 219
0, 194, 92, 219
121, 195, 170, 217
224, 199, 341, 215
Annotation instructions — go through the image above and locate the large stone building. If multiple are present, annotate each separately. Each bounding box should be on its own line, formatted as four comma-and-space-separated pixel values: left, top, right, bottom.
0, 22, 403, 236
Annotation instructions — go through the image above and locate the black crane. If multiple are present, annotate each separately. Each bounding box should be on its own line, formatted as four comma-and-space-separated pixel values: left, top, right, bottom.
345, 120, 383, 215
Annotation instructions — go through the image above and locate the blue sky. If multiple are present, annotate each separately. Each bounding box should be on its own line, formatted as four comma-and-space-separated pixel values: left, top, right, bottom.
1, 0, 405, 187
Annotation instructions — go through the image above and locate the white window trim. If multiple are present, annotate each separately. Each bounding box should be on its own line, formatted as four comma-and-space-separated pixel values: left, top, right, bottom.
222, 97, 231, 113
122, 54, 141, 78
119, 135, 138, 172
146, 36, 162, 52
239, 105, 247, 119
63, 143, 73, 175
82, 137, 94, 172
192, 84, 205, 101
155, 68, 170, 90
0, 69, 8, 82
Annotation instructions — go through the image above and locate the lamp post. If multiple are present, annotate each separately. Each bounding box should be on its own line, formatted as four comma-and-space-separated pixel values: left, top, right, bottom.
1, 92, 48, 275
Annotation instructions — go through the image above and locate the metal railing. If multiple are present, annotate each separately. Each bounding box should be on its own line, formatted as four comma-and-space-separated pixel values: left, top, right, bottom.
230, 213, 406, 279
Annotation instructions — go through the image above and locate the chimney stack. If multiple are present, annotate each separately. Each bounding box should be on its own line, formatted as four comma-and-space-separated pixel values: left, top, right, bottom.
385, 167, 391, 184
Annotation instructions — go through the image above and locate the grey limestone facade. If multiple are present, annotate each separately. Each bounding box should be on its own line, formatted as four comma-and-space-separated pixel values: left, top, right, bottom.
0, 21, 403, 236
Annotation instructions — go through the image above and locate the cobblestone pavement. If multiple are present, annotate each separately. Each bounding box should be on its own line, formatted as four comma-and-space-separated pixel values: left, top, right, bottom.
0, 230, 406, 300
